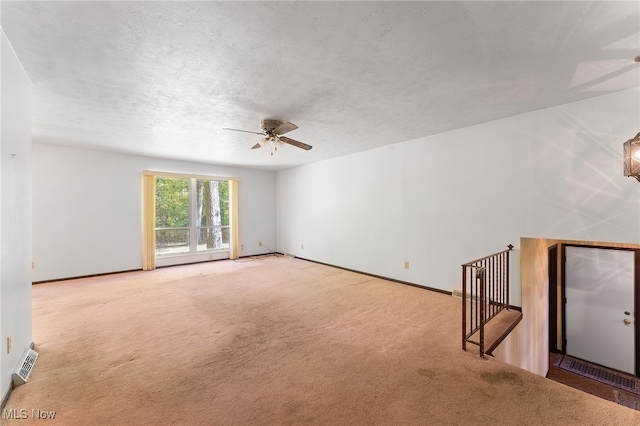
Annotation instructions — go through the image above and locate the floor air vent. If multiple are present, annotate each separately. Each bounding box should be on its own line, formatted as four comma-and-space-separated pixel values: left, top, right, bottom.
568, 359, 635, 390
558, 355, 640, 395
12, 348, 39, 387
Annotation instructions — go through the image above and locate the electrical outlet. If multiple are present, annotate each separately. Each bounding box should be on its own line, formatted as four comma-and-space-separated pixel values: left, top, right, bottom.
7, 337, 12, 354
301, 244, 304, 250
404, 261, 410, 269
241, 244, 244, 251
258, 241, 262, 247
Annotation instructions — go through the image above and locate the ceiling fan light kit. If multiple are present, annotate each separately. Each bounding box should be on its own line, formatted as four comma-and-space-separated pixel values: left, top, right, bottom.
623, 132, 640, 182
223, 119, 312, 156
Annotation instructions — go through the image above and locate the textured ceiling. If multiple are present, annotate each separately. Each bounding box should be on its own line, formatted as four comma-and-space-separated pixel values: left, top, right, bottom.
1, 1, 639, 171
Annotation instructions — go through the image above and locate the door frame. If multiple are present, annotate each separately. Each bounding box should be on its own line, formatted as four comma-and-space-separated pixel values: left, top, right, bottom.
559, 243, 640, 376
548, 244, 559, 353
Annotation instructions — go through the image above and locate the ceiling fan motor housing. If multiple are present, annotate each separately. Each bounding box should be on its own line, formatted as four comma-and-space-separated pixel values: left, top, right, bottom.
260, 119, 282, 134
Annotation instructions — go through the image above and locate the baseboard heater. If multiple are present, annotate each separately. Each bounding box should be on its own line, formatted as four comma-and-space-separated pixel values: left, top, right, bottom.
12, 348, 39, 387
452, 289, 480, 301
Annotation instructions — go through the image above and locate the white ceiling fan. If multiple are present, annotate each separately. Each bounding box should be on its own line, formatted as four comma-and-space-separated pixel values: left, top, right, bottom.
223, 119, 312, 156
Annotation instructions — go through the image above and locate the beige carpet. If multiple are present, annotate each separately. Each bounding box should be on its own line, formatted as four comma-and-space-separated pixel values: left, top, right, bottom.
4, 256, 639, 425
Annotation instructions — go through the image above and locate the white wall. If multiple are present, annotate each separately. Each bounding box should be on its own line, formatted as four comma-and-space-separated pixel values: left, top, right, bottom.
32, 144, 276, 282
1, 29, 33, 400
277, 88, 640, 306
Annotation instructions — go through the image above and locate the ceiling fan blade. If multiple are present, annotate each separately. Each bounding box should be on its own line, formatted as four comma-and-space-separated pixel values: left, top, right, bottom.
251, 143, 262, 150
273, 122, 298, 136
279, 136, 312, 151
223, 127, 265, 136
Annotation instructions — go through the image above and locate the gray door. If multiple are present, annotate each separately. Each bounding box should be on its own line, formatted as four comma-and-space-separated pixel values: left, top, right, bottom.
565, 246, 635, 374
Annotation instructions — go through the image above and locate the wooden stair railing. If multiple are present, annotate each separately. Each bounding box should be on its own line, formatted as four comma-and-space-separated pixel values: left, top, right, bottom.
462, 245, 515, 358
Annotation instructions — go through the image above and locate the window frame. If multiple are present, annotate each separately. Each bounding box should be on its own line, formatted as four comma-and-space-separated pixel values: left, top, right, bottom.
143, 171, 239, 269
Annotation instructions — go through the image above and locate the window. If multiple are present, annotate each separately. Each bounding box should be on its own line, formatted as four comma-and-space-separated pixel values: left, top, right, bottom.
155, 177, 230, 257
142, 171, 238, 270
196, 179, 230, 252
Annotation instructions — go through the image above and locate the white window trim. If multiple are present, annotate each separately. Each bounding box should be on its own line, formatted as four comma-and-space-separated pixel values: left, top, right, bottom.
143, 170, 238, 182
151, 173, 235, 266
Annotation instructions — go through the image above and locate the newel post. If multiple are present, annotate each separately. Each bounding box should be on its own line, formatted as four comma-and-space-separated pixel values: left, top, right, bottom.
506, 244, 513, 310
462, 265, 467, 351
478, 267, 486, 359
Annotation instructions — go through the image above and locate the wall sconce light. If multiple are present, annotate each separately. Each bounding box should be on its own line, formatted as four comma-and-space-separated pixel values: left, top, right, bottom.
623, 132, 640, 182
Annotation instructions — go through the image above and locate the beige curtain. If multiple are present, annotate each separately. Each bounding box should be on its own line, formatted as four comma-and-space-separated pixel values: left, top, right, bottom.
229, 180, 240, 260
142, 173, 156, 270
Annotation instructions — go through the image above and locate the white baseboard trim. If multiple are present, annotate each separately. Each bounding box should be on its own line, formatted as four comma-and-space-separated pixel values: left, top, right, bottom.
1, 381, 12, 410
1, 342, 36, 410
